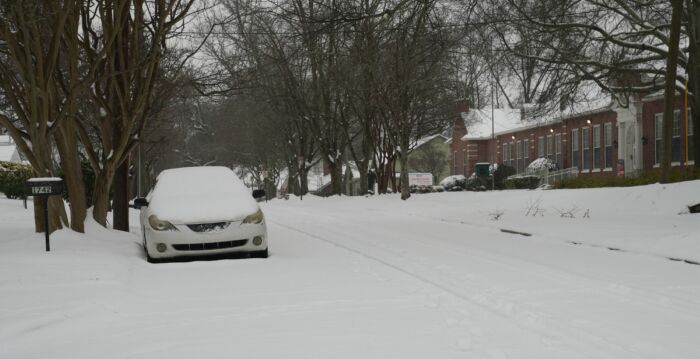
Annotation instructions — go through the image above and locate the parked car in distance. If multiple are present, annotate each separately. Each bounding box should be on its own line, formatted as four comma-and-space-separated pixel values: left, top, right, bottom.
133, 166, 268, 262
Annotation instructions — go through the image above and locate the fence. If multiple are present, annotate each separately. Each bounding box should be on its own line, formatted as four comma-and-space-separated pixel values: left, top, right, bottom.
508, 167, 579, 186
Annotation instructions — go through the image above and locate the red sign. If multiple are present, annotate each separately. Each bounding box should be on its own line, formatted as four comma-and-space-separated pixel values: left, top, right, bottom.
617, 159, 625, 177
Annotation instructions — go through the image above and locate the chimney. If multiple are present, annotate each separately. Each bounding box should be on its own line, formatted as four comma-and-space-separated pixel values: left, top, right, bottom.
451, 99, 469, 146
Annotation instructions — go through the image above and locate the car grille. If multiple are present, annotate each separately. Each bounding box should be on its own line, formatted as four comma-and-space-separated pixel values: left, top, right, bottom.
187, 222, 231, 233
172, 239, 248, 251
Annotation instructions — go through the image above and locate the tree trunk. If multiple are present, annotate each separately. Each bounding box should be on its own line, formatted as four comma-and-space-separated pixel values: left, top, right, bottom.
93, 166, 115, 226
299, 166, 309, 195
33, 196, 66, 234
113, 158, 130, 231
687, 0, 700, 175
390, 160, 398, 193
287, 162, 298, 195
357, 160, 368, 195
54, 124, 86, 233
329, 161, 343, 195
660, 0, 683, 183
399, 136, 411, 200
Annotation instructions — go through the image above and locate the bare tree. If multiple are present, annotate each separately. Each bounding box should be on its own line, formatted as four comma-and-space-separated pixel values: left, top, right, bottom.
500, 0, 699, 177
78, 0, 196, 228
0, 0, 87, 232
374, 0, 456, 199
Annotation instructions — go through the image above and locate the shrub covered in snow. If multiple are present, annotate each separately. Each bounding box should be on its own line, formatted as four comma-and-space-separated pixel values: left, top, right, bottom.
505, 175, 540, 189
0, 161, 32, 199
439, 175, 467, 191
493, 164, 516, 190
465, 177, 489, 191
408, 185, 448, 194
527, 157, 558, 173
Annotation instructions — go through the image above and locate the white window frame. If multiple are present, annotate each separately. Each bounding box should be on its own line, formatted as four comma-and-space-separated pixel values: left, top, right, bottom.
453, 151, 458, 174
523, 139, 529, 167
555, 133, 562, 169
582, 127, 590, 170
571, 128, 579, 169
538, 136, 544, 158
672, 110, 681, 163
655, 114, 663, 165
462, 149, 467, 176
593, 125, 601, 170
604, 123, 613, 170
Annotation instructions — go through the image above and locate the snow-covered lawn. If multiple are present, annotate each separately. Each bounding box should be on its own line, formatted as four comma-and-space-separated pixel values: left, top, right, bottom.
1, 181, 699, 358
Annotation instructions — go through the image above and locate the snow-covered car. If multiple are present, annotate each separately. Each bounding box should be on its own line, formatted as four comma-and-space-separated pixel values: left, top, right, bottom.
133, 166, 268, 262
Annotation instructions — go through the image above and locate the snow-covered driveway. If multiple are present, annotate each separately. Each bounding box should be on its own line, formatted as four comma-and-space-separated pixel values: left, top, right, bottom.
1, 181, 699, 358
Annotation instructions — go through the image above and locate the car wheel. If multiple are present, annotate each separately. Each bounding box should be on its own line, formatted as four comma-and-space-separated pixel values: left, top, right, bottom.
250, 248, 269, 259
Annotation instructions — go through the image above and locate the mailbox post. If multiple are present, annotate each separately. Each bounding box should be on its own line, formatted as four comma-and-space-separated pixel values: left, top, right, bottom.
25, 178, 64, 252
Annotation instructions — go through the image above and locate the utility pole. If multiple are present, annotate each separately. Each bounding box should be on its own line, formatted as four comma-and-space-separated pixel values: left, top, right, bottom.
490, 37, 496, 191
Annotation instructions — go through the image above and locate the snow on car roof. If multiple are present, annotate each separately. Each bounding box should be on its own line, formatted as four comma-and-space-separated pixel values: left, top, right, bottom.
149, 166, 259, 223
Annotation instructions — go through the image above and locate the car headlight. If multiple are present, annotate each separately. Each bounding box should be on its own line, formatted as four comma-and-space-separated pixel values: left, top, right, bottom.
148, 215, 178, 231
242, 208, 264, 224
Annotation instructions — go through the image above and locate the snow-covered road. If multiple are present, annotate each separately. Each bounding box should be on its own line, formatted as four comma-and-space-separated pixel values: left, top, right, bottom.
1, 182, 699, 358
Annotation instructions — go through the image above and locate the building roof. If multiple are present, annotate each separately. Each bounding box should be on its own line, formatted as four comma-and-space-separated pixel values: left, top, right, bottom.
460, 82, 617, 141
413, 134, 448, 150
461, 108, 528, 140
461, 99, 614, 141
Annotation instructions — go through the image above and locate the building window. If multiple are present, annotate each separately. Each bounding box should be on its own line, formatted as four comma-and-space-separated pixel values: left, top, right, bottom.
672, 110, 681, 163
604, 123, 613, 169
538, 136, 544, 158
462, 149, 467, 176
689, 110, 695, 162
453, 151, 457, 174
516, 140, 523, 173
571, 128, 579, 169
510, 141, 516, 168
593, 125, 602, 169
555, 134, 562, 169
655, 114, 662, 165
523, 139, 529, 168
546, 135, 553, 161
502, 143, 508, 164
655, 111, 682, 164
582, 127, 590, 170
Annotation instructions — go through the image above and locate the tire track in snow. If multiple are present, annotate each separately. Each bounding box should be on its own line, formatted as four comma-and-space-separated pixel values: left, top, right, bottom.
270, 218, 663, 359
307, 205, 700, 312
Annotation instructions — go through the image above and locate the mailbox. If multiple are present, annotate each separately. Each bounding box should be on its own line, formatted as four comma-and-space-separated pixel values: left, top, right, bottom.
25, 178, 64, 196
25, 178, 64, 252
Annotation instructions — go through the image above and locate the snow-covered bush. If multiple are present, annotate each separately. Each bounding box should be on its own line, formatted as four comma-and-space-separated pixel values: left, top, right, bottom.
409, 184, 435, 194
465, 177, 488, 191
505, 175, 540, 189
526, 157, 558, 173
493, 164, 516, 190
439, 175, 466, 191
0, 161, 32, 199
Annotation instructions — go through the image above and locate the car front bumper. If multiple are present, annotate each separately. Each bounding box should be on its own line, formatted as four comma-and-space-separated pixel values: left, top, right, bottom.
145, 221, 268, 259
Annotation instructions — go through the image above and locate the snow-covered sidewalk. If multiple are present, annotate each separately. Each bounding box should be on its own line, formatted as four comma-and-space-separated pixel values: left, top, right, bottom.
1, 181, 698, 358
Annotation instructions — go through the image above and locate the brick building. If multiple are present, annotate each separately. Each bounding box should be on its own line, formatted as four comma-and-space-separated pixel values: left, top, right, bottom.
450, 95, 695, 177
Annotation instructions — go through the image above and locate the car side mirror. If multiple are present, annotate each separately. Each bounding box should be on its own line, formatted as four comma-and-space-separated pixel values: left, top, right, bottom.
252, 189, 266, 199
132, 198, 149, 209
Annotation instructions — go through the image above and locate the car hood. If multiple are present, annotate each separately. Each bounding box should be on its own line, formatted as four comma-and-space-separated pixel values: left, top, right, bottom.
148, 195, 259, 224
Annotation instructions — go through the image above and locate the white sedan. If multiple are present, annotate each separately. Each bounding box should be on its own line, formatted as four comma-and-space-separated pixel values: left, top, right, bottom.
133, 166, 268, 262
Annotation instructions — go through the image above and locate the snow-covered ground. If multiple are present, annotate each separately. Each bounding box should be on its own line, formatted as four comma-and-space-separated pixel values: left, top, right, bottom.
1, 181, 699, 358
